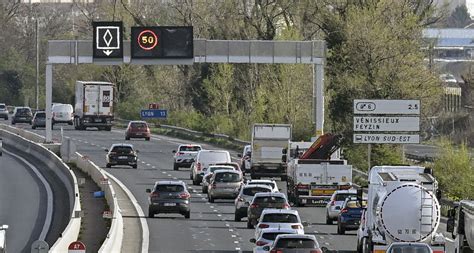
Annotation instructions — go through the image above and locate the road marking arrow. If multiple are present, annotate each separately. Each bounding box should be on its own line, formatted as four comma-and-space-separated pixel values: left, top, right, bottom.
103, 50, 113, 56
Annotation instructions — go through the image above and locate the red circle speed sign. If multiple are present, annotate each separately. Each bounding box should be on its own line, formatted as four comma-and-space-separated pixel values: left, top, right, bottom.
137, 29, 158, 51
68, 241, 86, 252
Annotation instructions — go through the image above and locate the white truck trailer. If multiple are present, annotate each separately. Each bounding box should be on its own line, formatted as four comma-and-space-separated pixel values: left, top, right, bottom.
250, 124, 292, 180
357, 166, 446, 253
448, 200, 474, 253
74, 81, 114, 131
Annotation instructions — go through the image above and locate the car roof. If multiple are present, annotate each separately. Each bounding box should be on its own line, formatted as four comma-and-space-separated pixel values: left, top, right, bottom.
199, 150, 229, 153
213, 169, 241, 174
155, 180, 186, 186
261, 208, 298, 216
254, 192, 286, 198
274, 234, 317, 240
388, 242, 431, 247
179, 144, 201, 147
35, 111, 46, 113
15, 106, 30, 109
259, 227, 298, 234
248, 179, 275, 183
111, 143, 134, 148
242, 184, 272, 189
129, 120, 147, 124
208, 165, 235, 170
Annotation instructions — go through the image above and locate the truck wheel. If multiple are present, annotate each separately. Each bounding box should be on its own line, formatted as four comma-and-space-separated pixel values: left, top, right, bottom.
184, 211, 190, 219
247, 220, 254, 229
106, 163, 111, 168
208, 195, 214, 203
148, 207, 155, 218
296, 200, 305, 207
234, 213, 241, 222
105, 126, 112, 131
202, 185, 208, 194
193, 178, 199, 186
326, 214, 333, 225
281, 175, 287, 181
362, 237, 372, 253
145, 137, 150, 141
173, 163, 179, 171
125, 136, 130, 140
337, 224, 345, 235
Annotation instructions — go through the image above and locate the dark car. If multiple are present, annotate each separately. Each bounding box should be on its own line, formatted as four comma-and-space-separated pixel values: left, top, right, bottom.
32, 111, 46, 129
105, 144, 139, 169
146, 181, 191, 219
125, 121, 151, 141
0, 103, 8, 120
337, 197, 364, 235
247, 192, 290, 229
11, 107, 33, 125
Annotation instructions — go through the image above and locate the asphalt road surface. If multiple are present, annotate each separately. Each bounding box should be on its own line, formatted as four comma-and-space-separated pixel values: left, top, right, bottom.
0, 147, 49, 253
18, 123, 454, 253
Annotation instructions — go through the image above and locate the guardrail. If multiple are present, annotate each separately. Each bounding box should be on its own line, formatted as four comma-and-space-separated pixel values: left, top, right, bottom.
72, 152, 123, 253
0, 125, 80, 252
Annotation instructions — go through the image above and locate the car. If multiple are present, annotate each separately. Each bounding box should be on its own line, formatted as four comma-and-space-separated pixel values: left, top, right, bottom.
325, 189, 357, 224
172, 144, 202, 170
262, 234, 322, 253
238, 144, 252, 173
0, 225, 8, 253
190, 150, 231, 185
105, 144, 139, 169
234, 184, 273, 221
386, 242, 433, 253
11, 107, 33, 125
31, 111, 46, 129
125, 120, 151, 141
250, 227, 299, 253
254, 209, 305, 240
337, 197, 364, 235
0, 104, 8, 120
207, 170, 243, 203
247, 192, 290, 229
0, 138, 3, 156
51, 103, 74, 126
146, 181, 191, 219
202, 165, 236, 193
246, 179, 279, 193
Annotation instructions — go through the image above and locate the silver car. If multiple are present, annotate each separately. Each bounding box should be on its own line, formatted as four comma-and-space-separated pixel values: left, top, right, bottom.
234, 184, 273, 221
201, 165, 236, 194
325, 189, 357, 224
207, 170, 243, 203
250, 227, 298, 253
262, 234, 322, 253
0, 104, 8, 120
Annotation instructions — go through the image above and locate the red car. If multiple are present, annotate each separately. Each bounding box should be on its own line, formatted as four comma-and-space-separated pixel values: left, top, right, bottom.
125, 121, 151, 141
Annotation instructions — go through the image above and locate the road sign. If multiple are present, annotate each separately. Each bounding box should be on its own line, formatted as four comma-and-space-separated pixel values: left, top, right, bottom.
93, 21, 123, 59
353, 134, 420, 144
100, 177, 109, 185
149, 103, 160, 109
353, 116, 419, 132
131, 26, 193, 59
31, 240, 49, 253
140, 109, 168, 119
103, 210, 113, 219
68, 241, 86, 253
353, 99, 420, 115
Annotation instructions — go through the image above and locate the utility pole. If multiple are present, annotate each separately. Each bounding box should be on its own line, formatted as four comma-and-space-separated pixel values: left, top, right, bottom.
36, 16, 39, 110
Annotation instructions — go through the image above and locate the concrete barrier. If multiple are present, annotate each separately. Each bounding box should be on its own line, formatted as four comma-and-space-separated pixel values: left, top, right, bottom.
72, 153, 123, 253
0, 127, 80, 253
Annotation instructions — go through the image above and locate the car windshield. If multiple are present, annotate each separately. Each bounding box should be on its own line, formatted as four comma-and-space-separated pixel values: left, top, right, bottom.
180, 146, 201, 152
200, 152, 229, 162
209, 167, 233, 173
262, 214, 298, 223
336, 193, 357, 201
388, 245, 431, 253
52, 104, 72, 112
35, 113, 46, 118
243, 187, 271, 196
111, 146, 133, 153
0, 105, 5, 109
274, 238, 316, 249
214, 172, 240, 183
249, 182, 275, 189
345, 200, 362, 209
16, 108, 31, 114
130, 122, 147, 128
254, 196, 286, 204
261, 232, 288, 241
155, 185, 184, 192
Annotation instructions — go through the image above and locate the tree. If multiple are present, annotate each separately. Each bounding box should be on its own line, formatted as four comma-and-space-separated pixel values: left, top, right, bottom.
445, 5, 472, 28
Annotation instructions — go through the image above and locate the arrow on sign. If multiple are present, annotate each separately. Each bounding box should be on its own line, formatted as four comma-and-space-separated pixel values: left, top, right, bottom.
103, 50, 113, 56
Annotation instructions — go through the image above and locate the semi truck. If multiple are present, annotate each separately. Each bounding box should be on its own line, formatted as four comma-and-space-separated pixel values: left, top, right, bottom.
447, 200, 474, 253
286, 133, 352, 206
357, 166, 446, 253
250, 124, 292, 180
74, 81, 114, 131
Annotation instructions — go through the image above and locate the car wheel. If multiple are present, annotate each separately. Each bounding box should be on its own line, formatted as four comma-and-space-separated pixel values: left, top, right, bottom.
337, 223, 345, 235
11, 121, 15, 125
148, 207, 154, 218
184, 211, 190, 219
133, 165, 138, 169
106, 163, 111, 168
202, 186, 207, 194
145, 137, 150, 141
32, 125, 36, 129
208, 195, 214, 203
234, 213, 241, 222
281, 175, 287, 181
326, 214, 333, 225
247, 220, 254, 229
173, 163, 179, 171
190, 172, 193, 180
106, 126, 112, 131
192, 178, 200, 186
125, 136, 130, 140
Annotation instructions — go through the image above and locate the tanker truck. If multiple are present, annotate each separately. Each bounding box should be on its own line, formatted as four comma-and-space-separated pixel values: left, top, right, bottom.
357, 166, 446, 253
447, 200, 474, 253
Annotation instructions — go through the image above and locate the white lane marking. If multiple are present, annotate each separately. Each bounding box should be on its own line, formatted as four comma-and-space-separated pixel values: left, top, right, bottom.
101, 147, 107, 150
84, 141, 89, 144
234, 241, 239, 244
229, 229, 234, 232
217, 214, 222, 217
197, 194, 202, 197
231, 234, 236, 237
5, 149, 53, 241
151, 166, 156, 169
141, 161, 145, 164
201, 198, 206, 201
225, 223, 230, 227
210, 206, 215, 208
173, 177, 177, 180
235, 248, 241, 251
146, 164, 151, 166
161, 171, 166, 174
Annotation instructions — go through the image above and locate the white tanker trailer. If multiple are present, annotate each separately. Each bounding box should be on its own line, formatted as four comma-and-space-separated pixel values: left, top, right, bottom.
448, 200, 474, 253
357, 166, 446, 253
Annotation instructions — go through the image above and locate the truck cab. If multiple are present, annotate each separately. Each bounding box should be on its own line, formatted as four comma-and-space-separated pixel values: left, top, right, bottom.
447, 200, 474, 253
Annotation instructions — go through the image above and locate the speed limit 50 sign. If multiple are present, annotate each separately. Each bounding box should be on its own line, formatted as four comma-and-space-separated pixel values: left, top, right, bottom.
131, 26, 193, 59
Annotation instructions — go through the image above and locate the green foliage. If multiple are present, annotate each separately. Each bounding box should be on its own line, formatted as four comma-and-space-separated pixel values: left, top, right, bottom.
344, 144, 402, 172
434, 139, 474, 200
445, 5, 472, 28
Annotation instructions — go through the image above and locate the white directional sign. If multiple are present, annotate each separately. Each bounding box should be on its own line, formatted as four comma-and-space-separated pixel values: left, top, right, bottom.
353, 134, 420, 144
353, 116, 420, 132
93, 21, 123, 59
354, 99, 420, 115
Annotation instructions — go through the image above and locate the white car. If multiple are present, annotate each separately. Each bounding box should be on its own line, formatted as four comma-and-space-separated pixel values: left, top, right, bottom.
246, 179, 279, 193
250, 227, 299, 253
52, 103, 74, 126
262, 234, 321, 253
238, 144, 252, 172
190, 150, 231, 185
0, 225, 8, 253
325, 189, 357, 224
254, 209, 305, 240
172, 144, 202, 170
0, 138, 2, 156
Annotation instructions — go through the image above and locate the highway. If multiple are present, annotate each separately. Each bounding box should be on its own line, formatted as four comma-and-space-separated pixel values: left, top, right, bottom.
12, 123, 451, 253
0, 147, 51, 253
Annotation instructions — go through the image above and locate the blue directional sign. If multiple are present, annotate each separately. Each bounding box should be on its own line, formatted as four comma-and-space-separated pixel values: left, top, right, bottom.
140, 109, 167, 119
